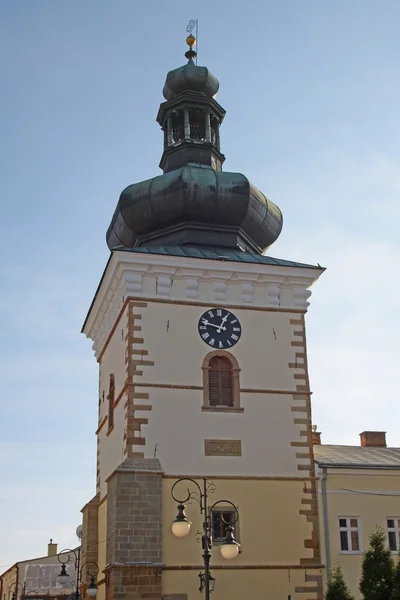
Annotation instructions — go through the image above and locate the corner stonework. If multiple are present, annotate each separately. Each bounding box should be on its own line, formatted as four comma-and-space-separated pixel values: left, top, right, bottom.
105, 458, 163, 600
80, 494, 100, 587
124, 301, 154, 458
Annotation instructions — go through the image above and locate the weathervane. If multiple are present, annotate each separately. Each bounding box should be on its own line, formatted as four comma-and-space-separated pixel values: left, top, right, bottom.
186, 19, 196, 35
186, 19, 198, 64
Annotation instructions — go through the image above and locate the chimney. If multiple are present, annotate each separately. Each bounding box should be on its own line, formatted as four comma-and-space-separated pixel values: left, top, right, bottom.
47, 538, 58, 556
360, 431, 387, 448
312, 425, 321, 445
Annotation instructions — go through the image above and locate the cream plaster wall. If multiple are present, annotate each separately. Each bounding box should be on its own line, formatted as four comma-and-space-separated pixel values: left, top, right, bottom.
98, 394, 126, 498
138, 303, 299, 390
318, 469, 400, 599
97, 306, 128, 498
162, 478, 314, 566
142, 389, 303, 476
98, 308, 128, 422
162, 568, 318, 600
133, 302, 307, 476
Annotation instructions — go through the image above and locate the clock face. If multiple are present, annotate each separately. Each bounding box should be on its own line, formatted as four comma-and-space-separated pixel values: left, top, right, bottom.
198, 308, 242, 349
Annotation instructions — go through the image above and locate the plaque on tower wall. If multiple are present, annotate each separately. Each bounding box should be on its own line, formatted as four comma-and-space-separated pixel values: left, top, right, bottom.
204, 439, 242, 456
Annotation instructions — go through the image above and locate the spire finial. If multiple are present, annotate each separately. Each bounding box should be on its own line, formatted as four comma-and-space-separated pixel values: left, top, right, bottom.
185, 19, 197, 62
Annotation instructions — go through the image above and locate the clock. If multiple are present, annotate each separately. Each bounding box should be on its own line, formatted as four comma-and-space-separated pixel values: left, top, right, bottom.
198, 308, 242, 349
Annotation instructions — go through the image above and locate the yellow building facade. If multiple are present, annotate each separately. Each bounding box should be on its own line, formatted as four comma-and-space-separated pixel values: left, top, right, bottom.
314, 430, 400, 599
80, 36, 325, 600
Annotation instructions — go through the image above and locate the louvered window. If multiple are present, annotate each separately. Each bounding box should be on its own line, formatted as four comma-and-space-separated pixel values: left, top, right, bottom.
209, 356, 234, 407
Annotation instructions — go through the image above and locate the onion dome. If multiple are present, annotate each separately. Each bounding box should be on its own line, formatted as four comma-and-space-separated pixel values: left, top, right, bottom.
163, 34, 219, 100
106, 34, 283, 255
107, 166, 283, 254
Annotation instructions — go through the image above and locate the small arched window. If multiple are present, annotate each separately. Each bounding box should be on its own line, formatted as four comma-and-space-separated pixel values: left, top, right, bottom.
107, 374, 115, 431
209, 356, 234, 407
202, 351, 242, 412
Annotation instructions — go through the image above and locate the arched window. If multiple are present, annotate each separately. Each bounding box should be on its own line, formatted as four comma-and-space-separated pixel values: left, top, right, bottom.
202, 351, 242, 412
209, 356, 233, 407
107, 374, 115, 431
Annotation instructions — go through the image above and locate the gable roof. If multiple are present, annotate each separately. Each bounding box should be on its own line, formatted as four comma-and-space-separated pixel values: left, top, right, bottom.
314, 445, 400, 469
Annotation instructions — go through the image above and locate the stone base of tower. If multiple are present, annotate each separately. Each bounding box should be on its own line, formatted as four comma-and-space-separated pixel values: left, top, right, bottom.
106, 458, 163, 565
105, 565, 162, 600
79, 458, 164, 600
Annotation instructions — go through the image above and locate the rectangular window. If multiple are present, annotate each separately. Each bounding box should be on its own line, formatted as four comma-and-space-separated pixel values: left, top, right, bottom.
339, 517, 361, 553
387, 518, 400, 552
211, 509, 238, 543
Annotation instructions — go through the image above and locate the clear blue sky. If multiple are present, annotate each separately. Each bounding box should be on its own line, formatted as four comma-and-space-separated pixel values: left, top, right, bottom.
1, 0, 400, 569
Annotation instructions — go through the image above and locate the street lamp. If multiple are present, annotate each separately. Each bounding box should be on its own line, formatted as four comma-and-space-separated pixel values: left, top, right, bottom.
9, 582, 25, 600
57, 548, 99, 600
87, 577, 97, 599
198, 573, 216, 593
171, 477, 240, 600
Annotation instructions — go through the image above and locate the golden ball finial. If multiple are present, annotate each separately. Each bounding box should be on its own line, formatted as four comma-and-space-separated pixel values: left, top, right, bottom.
186, 34, 196, 48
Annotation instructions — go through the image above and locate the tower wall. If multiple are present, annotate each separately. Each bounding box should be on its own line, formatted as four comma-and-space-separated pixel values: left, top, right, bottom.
82, 251, 323, 600
125, 300, 312, 478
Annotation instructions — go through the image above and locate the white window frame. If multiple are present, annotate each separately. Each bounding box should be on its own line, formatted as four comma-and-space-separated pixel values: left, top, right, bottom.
338, 517, 362, 554
386, 517, 400, 553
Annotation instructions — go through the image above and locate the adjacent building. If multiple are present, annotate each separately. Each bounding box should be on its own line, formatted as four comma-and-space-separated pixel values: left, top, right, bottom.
313, 429, 400, 599
80, 34, 325, 600
0, 541, 76, 600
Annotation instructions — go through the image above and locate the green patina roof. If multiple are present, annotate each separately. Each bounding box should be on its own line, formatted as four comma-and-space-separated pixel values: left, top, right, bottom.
114, 245, 323, 270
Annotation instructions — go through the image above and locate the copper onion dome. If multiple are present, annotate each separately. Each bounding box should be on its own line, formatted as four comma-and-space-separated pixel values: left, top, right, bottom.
106, 35, 283, 254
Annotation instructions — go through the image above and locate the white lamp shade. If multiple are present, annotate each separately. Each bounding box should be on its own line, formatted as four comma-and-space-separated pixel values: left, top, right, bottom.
58, 574, 69, 586
172, 519, 191, 538
220, 543, 239, 560
87, 586, 97, 598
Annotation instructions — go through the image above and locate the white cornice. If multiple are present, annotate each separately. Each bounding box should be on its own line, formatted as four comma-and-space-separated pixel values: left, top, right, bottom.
82, 250, 323, 357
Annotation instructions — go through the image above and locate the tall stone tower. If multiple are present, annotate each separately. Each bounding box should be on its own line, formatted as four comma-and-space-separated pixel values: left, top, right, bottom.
80, 34, 324, 600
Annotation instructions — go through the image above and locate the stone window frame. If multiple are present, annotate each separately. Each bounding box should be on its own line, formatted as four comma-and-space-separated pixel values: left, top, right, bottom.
107, 374, 115, 434
338, 516, 362, 554
201, 350, 243, 413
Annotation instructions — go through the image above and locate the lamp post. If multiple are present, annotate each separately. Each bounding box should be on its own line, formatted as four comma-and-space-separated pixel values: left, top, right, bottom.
10, 582, 25, 600
171, 477, 240, 600
57, 549, 99, 600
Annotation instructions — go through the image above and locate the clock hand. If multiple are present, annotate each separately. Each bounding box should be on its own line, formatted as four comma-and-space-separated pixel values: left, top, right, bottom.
201, 319, 226, 331
216, 313, 229, 333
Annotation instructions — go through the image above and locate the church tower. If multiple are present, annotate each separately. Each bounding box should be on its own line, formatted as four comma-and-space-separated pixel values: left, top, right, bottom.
80, 34, 324, 600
